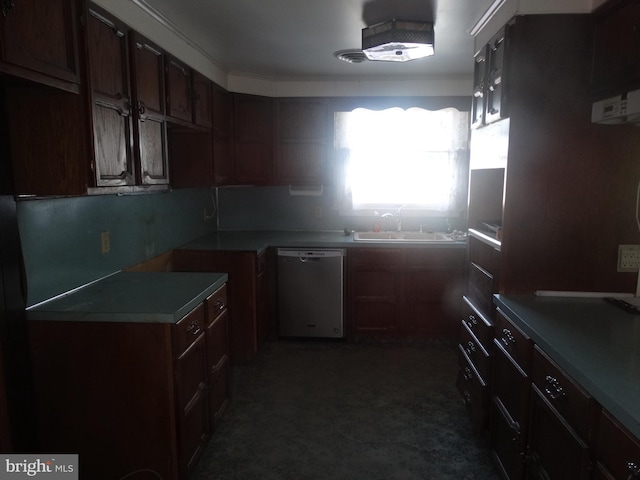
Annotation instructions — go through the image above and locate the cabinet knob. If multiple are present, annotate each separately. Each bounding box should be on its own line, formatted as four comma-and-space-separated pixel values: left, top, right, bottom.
467, 314, 477, 327
465, 340, 476, 356
628, 461, 640, 478
463, 366, 474, 381
186, 319, 200, 336
544, 375, 566, 400
462, 391, 472, 406
501, 328, 516, 347
214, 299, 225, 311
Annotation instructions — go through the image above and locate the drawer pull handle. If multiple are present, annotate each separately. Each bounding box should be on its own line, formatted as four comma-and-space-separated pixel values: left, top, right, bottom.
186, 320, 200, 336
214, 299, 225, 311
465, 341, 476, 356
501, 328, 515, 347
544, 375, 565, 400
628, 461, 640, 478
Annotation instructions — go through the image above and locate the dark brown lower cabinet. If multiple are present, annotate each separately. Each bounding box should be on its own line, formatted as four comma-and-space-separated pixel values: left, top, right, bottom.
173, 249, 272, 364
595, 409, 640, 480
490, 339, 531, 480
456, 345, 489, 432
491, 396, 524, 480
525, 384, 591, 479
348, 247, 464, 340
28, 283, 230, 480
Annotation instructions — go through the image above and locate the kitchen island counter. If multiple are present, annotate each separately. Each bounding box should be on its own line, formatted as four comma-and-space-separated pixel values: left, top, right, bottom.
494, 293, 640, 440
27, 271, 228, 323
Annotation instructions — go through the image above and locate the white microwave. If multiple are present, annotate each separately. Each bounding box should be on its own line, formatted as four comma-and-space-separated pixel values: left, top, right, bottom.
592, 89, 640, 124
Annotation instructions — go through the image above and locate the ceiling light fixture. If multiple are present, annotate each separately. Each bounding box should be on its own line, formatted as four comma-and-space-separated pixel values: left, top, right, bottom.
362, 19, 434, 62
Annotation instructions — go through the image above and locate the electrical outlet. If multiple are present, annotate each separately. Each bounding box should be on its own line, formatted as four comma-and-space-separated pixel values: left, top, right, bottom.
101, 231, 110, 254
617, 244, 640, 272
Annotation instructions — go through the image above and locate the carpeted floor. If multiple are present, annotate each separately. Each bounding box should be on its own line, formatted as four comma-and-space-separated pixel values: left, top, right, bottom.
191, 339, 501, 480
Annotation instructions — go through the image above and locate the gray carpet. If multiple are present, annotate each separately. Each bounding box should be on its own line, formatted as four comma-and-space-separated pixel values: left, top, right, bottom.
192, 339, 500, 480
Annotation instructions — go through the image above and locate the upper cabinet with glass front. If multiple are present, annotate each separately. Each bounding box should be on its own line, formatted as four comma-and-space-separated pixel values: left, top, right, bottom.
472, 26, 510, 128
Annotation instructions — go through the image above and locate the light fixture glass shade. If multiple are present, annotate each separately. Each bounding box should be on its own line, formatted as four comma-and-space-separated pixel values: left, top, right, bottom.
362, 19, 434, 62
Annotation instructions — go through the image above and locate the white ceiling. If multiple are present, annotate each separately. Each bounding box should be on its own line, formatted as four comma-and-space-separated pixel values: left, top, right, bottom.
140, 0, 497, 82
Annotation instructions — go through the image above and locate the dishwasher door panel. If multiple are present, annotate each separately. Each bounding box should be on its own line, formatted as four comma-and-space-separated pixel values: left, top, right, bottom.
277, 249, 345, 338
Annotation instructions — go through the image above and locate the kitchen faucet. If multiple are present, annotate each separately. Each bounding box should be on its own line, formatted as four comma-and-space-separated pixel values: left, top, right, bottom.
381, 205, 405, 232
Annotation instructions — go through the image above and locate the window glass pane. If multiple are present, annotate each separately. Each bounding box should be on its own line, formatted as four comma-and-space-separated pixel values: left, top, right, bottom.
336, 107, 469, 212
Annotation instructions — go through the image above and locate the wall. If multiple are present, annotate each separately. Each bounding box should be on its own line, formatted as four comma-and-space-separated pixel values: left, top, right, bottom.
217, 186, 465, 233
17, 188, 217, 306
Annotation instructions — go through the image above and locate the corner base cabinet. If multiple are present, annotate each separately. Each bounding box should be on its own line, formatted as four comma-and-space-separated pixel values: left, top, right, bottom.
27, 273, 229, 480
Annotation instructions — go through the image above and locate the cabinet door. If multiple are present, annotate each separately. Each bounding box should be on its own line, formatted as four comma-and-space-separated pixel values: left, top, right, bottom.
485, 27, 508, 125
234, 93, 273, 184
526, 384, 591, 480
404, 248, 464, 339
471, 45, 488, 128
175, 334, 208, 479
456, 346, 489, 432
130, 33, 169, 185
166, 56, 192, 123
592, 0, 640, 96
213, 84, 234, 184
0, 0, 80, 90
491, 396, 525, 480
348, 249, 403, 336
193, 71, 212, 128
275, 99, 328, 185
596, 409, 640, 480
86, 5, 135, 187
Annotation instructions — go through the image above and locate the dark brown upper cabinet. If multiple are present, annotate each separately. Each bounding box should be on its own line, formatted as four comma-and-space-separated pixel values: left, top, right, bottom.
233, 93, 273, 185
165, 57, 212, 128
212, 84, 234, 185
86, 5, 168, 190
275, 98, 329, 185
484, 27, 509, 125
472, 26, 510, 128
471, 46, 488, 128
591, 0, 640, 98
0, 0, 81, 93
192, 71, 212, 128
165, 56, 192, 124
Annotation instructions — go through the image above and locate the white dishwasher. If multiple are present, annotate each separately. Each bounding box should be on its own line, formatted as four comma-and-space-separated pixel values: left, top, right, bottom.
277, 248, 346, 338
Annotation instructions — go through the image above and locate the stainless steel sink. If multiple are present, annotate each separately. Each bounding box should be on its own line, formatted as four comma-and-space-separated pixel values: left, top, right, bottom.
353, 231, 454, 242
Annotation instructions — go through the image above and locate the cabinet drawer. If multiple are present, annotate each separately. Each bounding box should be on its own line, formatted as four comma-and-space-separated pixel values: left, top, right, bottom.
205, 284, 227, 325
175, 334, 207, 412
467, 262, 494, 315
206, 309, 229, 370
532, 345, 597, 442
527, 384, 592, 480
493, 338, 530, 429
462, 296, 493, 347
460, 320, 491, 381
596, 409, 640, 480
209, 355, 230, 429
495, 307, 532, 372
174, 303, 206, 355
456, 347, 489, 432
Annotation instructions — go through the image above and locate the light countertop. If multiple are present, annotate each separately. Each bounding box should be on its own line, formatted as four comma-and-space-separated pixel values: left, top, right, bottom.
494, 294, 640, 439
27, 271, 228, 323
176, 230, 467, 253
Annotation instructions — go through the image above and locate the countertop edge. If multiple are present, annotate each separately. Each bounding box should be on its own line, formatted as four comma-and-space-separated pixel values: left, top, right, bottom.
494, 294, 640, 440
